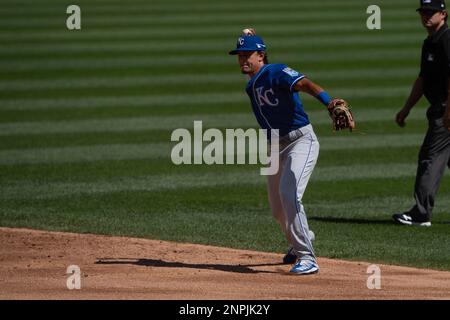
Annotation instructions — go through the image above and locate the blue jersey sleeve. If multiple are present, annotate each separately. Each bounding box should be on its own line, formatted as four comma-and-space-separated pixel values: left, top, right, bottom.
275, 65, 305, 91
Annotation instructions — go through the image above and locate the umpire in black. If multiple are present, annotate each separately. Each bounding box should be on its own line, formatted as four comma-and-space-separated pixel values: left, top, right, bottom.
393, 0, 450, 226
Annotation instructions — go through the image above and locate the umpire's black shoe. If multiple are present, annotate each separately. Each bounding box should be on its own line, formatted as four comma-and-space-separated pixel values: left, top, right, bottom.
392, 213, 431, 227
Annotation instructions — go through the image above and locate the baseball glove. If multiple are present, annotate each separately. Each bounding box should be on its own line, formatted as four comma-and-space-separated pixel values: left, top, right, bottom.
327, 98, 355, 132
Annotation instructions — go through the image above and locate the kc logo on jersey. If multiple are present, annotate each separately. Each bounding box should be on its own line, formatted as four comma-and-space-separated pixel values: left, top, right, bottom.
427, 53, 434, 62
255, 86, 279, 107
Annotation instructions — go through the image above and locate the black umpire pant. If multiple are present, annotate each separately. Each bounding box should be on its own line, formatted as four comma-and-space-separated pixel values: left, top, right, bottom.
409, 116, 450, 222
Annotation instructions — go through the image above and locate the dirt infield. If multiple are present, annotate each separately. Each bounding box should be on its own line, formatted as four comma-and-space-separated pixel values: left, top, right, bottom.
1, 227, 449, 299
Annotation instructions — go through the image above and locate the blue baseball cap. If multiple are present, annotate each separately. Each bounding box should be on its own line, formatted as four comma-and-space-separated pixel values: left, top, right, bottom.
228, 35, 267, 55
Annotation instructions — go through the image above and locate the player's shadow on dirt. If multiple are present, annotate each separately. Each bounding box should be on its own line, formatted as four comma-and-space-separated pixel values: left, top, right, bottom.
310, 216, 393, 225
95, 258, 283, 274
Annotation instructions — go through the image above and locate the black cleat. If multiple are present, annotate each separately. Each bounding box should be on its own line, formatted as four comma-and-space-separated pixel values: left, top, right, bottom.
283, 247, 297, 264
282, 230, 316, 264
392, 213, 431, 227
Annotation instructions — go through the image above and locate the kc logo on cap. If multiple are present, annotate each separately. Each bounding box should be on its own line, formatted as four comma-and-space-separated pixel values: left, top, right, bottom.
229, 35, 267, 55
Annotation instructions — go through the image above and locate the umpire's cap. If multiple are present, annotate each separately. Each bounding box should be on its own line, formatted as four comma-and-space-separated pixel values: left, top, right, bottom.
229, 35, 266, 55
416, 0, 446, 12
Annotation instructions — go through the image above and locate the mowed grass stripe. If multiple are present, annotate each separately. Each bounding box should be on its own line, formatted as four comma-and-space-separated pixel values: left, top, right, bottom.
0, 108, 427, 136
0, 0, 415, 16
0, 9, 417, 29
1, 0, 414, 7
0, 48, 417, 77
0, 97, 418, 123
0, 114, 256, 135
0, 22, 423, 43
6, 194, 449, 222
0, 143, 169, 165
0, 74, 241, 91
0, 50, 419, 73
0, 133, 425, 165
0, 88, 411, 111
0, 163, 419, 200
308, 196, 450, 218
0, 33, 423, 55
0, 93, 245, 111
1, 171, 262, 200
0, 68, 419, 92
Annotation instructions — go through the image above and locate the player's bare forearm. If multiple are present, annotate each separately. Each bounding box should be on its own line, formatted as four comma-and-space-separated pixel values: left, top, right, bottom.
294, 78, 325, 97
294, 78, 333, 109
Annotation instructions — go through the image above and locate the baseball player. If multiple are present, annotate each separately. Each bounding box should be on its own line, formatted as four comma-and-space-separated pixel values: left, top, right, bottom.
229, 29, 353, 274
393, 0, 450, 227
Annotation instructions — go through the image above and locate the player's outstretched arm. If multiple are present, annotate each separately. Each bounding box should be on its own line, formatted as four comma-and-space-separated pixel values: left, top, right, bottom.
293, 78, 325, 97
294, 78, 355, 131
293, 78, 333, 109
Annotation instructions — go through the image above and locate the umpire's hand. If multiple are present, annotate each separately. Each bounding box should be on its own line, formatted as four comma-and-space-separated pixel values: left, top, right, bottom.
395, 107, 410, 127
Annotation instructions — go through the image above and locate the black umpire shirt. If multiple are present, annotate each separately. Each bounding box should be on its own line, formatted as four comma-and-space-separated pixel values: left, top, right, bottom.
419, 23, 450, 119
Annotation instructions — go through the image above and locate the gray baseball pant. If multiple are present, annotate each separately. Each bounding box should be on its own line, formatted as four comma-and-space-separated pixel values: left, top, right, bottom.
267, 124, 319, 262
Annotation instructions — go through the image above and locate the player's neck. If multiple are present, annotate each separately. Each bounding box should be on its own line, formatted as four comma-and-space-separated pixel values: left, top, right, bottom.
248, 63, 266, 78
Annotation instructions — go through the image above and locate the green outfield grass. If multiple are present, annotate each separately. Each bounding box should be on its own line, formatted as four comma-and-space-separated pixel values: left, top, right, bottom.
1, 0, 449, 271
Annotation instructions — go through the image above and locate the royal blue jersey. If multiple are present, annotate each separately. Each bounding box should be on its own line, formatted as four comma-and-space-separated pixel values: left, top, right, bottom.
245, 64, 310, 139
